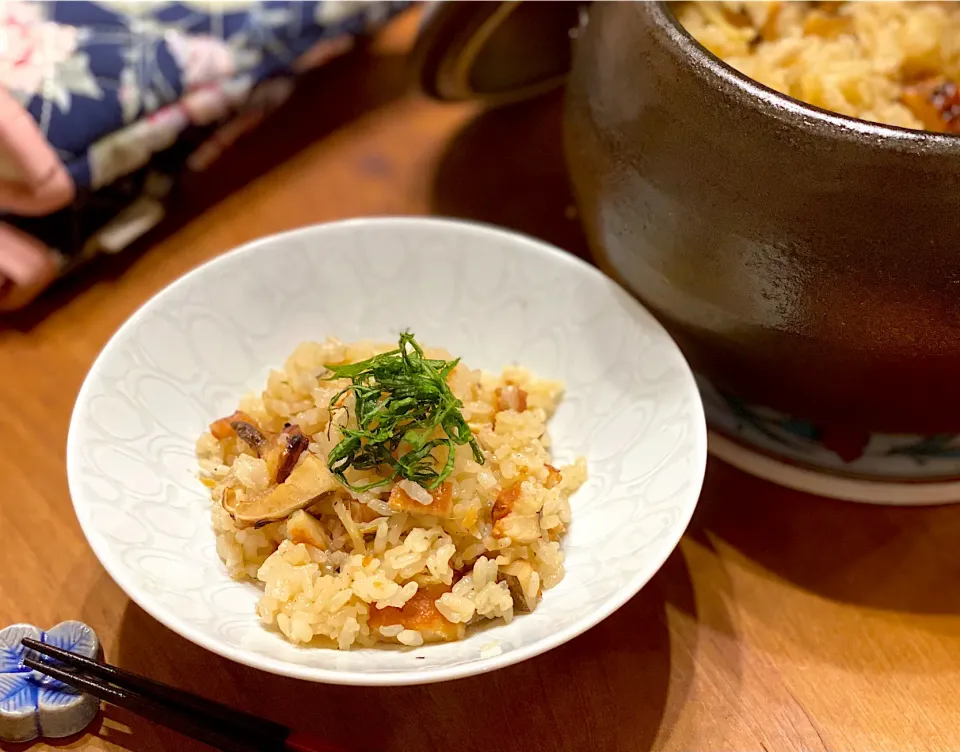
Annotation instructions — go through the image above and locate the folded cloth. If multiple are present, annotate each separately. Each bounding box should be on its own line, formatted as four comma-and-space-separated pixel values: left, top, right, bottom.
0, 0, 410, 311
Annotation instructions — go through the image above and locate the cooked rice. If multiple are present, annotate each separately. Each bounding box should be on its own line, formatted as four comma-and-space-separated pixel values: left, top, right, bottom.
676, 2, 960, 130
196, 338, 586, 649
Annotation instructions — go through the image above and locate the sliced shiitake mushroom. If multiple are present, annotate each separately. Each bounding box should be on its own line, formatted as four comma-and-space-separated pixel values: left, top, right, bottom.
209, 410, 266, 454
501, 561, 539, 613
222, 453, 339, 526
233, 421, 267, 453
504, 574, 532, 613
260, 423, 310, 483
210, 410, 267, 457
274, 424, 309, 484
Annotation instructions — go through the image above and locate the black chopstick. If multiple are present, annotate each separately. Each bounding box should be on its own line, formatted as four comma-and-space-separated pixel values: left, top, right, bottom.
20, 638, 347, 752
21, 654, 265, 752
22, 637, 284, 744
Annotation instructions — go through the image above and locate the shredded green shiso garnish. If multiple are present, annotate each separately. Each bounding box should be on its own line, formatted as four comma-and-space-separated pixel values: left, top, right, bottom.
325, 332, 485, 492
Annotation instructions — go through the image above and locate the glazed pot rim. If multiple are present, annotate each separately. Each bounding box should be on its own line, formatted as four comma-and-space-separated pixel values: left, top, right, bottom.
651, 1, 960, 152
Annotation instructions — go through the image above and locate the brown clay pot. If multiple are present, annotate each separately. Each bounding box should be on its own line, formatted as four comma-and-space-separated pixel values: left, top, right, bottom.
563, 2, 960, 436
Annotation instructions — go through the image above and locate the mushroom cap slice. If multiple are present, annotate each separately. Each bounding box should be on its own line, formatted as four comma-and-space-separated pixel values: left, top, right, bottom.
504, 573, 532, 613
223, 453, 340, 526
268, 424, 309, 484
232, 421, 266, 453
501, 560, 538, 613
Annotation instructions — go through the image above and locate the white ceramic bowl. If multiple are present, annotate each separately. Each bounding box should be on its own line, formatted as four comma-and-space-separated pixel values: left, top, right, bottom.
67, 217, 706, 685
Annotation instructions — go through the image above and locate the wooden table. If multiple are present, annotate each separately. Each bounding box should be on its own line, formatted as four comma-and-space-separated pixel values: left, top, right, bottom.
3, 12, 959, 752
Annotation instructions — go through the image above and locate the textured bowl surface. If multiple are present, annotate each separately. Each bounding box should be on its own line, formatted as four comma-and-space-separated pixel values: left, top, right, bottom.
67, 217, 706, 685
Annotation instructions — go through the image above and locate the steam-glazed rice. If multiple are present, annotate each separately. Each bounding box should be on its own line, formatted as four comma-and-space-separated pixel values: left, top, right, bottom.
196, 338, 586, 650
677, 2, 960, 132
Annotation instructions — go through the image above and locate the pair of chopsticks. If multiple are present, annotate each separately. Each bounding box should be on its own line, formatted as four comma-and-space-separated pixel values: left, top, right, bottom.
21, 638, 348, 752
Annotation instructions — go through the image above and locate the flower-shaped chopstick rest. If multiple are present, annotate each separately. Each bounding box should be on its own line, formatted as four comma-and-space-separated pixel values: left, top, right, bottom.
0, 621, 101, 742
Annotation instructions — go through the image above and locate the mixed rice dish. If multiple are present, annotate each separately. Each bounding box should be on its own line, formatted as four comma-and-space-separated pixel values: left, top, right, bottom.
676, 1, 960, 132
196, 334, 586, 650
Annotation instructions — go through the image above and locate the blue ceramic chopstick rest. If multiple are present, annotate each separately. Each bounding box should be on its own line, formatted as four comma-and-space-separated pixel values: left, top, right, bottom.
0, 620, 101, 743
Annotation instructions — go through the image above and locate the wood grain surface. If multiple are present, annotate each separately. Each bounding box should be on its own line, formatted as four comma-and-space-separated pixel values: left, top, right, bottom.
2, 12, 958, 752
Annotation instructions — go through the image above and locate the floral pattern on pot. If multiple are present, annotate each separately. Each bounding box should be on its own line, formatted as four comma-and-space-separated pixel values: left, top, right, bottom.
698, 375, 960, 481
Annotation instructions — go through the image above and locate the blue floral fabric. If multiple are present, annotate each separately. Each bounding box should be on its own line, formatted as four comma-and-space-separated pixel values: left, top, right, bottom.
0, 1, 410, 309
8, 1, 408, 189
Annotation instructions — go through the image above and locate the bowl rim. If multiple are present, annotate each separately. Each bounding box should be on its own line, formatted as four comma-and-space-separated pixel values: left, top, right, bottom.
66, 216, 708, 686
650, 0, 960, 150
